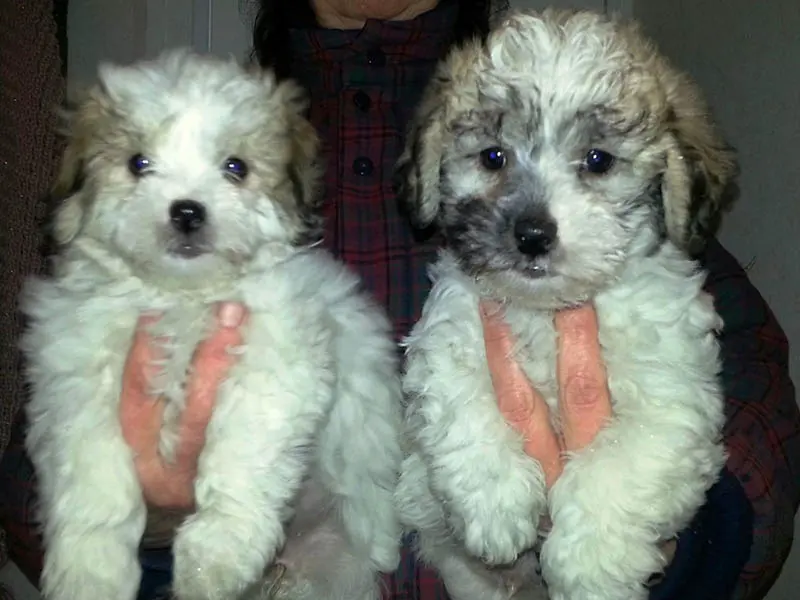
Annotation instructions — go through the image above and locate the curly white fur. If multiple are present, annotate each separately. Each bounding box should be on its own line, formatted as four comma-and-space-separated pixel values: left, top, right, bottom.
21, 50, 402, 600
393, 9, 735, 600
398, 248, 725, 600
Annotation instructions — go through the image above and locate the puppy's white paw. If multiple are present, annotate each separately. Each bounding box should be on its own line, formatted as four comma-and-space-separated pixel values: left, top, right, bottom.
462, 509, 541, 566
541, 512, 657, 600
42, 531, 141, 600
438, 450, 545, 565
172, 514, 273, 600
541, 443, 687, 599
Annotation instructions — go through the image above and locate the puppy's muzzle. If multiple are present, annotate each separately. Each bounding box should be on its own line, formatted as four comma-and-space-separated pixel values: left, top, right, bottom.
167, 199, 211, 258
514, 216, 557, 258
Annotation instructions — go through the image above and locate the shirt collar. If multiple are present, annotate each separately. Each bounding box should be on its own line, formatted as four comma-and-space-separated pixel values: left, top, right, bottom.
288, 0, 459, 64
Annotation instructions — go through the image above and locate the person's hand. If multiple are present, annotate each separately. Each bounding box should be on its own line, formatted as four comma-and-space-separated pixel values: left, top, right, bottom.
119, 302, 247, 510
480, 301, 677, 566
481, 302, 612, 487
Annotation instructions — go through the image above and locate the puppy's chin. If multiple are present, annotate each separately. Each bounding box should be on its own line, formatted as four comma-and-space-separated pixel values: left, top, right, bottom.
161, 251, 220, 271
152, 251, 236, 286
475, 247, 620, 310
478, 268, 595, 311
129, 226, 253, 289
454, 244, 600, 310
136, 239, 252, 290
165, 242, 213, 260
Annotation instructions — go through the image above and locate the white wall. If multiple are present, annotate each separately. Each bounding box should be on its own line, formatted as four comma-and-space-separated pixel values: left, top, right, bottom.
67, 0, 215, 86
67, 0, 146, 85
207, 0, 252, 61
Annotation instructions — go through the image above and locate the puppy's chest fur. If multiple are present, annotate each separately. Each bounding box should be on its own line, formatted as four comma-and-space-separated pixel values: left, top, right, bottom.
31, 246, 335, 463
120, 267, 329, 462
498, 298, 639, 428
422, 247, 720, 435
144, 303, 225, 459
500, 304, 623, 433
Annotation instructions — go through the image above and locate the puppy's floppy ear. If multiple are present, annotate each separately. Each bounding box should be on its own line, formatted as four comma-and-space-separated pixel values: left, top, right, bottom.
49, 70, 120, 247
49, 93, 95, 246
273, 77, 324, 244
395, 38, 486, 233
393, 70, 451, 231
50, 142, 85, 246
659, 70, 739, 255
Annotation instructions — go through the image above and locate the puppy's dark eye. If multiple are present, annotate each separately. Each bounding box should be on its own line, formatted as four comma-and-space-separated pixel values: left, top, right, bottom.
128, 154, 152, 177
584, 149, 615, 174
480, 147, 507, 171
223, 157, 249, 182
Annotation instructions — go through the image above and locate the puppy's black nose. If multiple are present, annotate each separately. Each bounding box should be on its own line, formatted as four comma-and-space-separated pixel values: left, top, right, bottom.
169, 200, 206, 234
514, 217, 557, 257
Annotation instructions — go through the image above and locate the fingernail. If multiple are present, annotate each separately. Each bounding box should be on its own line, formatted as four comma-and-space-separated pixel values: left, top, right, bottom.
137, 311, 162, 331
480, 300, 502, 319
218, 302, 244, 328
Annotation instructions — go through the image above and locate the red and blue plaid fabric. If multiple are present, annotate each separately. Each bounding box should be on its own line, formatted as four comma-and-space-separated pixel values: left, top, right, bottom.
701, 242, 800, 599
287, 4, 456, 341
0, 2, 797, 599
288, 6, 465, 596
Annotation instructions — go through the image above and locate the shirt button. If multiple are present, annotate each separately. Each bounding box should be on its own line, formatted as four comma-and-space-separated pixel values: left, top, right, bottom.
353, 157, 374, 176
353, 90, 371, 111
367, 48, 386, 66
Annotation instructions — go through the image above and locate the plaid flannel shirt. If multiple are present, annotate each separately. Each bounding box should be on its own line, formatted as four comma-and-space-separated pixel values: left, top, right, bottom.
0, 2, 797, 599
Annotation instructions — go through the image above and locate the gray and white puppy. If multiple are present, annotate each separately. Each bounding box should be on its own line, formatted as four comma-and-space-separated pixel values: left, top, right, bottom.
393, 9, 737, 600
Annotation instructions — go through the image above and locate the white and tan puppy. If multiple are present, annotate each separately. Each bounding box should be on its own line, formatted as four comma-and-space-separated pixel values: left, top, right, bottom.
21, 50, 402, 600
393, 9, 737, 600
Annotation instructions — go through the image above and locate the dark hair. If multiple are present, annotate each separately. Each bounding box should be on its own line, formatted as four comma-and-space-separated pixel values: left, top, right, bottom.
250, 1, 504, 79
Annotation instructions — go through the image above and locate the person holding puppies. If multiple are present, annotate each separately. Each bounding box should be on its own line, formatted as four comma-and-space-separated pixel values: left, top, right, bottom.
120, 1, 798, 599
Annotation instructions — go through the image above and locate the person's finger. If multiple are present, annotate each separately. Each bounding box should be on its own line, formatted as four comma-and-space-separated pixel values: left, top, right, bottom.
175, 302, 247, 466
555, 305, 612, 451
661, 538, 677, 563
119, 314, 166, 457
481, 303, 535, 423
521, 402, 563, 488
480, 302, 563, 487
